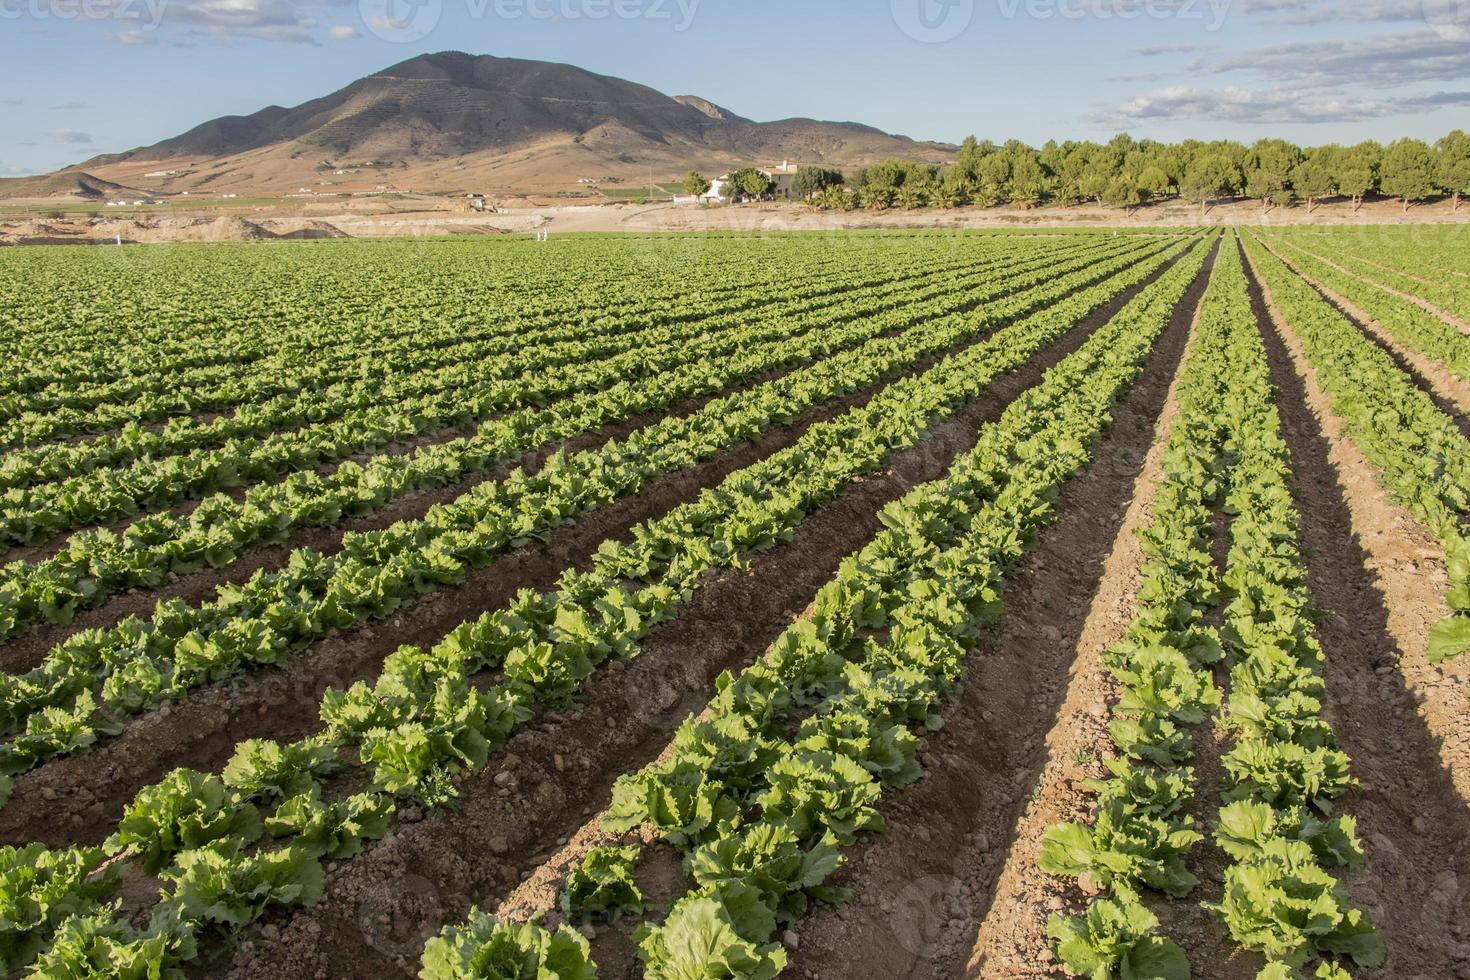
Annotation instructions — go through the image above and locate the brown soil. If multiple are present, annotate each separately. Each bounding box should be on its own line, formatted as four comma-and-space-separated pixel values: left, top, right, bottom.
0, 245, 1179, 852
1243, 243, 1470, 977
777, 241, 1217, 980
204, 247, 1191, 980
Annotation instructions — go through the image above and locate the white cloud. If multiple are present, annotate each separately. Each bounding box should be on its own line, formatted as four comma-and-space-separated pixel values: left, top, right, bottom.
1203, 30, 1470, 89
328, 23, 361, 38
1103, 84, 1470, 125
87, 0, 349, 43
1239, 0, 1466, 27
47, 129, 95, 144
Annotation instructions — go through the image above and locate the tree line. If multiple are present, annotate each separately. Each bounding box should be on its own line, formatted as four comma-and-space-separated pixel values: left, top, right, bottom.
684, 130, 1470, 214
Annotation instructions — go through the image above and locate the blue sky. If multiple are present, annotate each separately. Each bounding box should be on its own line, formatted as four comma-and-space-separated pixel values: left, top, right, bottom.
2, 0, 1468, 175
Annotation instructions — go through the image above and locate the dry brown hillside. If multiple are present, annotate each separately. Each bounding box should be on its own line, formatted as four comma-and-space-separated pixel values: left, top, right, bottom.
57, 51, 954, 197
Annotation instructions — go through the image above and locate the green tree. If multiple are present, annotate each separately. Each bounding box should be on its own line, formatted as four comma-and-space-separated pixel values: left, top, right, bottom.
1332, 141, 1381, 212
821, 185, 855, 211
682, 171, 711, 198
975, 153, 1012, 206
1136, 165, 1171, 201
1244, 138, 1301, 210
932, 181, 964, 209
727, 167, 773, 202
939, 167, 975, 207
1008, 153, 1049, 208
896, 179, 931, 209
1291, 158, 1335, 213
792, 166, 843, 199
1048, 142, 1093, 206
952, 135, 996, 188
1436, 130, 1470, 211
1381, 138, 1440, 212
1179, 153, 1240, 216
1101, 176, 1142, 213
859, 184, 895, 211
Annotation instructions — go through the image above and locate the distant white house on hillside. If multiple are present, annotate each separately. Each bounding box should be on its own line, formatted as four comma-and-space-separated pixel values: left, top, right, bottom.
699, 163, 799, 204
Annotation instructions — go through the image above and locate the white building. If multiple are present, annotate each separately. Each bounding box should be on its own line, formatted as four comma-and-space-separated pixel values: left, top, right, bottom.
700, 166, 799, 204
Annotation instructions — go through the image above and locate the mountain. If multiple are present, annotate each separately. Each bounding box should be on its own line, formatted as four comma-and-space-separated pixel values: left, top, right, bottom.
68, 52, 955, 197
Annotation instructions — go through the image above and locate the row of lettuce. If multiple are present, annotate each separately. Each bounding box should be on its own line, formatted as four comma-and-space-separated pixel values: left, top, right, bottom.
410, 236, 1218, 978
1265, 229, 1470, 327
0, 238, 1142, 644
1243, 235, 1470, 663
0, 236, 1200, 975
1038, 238, 1384, 980
0, 239, 1041, 542
1257, 236, 1470, 384
0, 235, 917, 412
0, 236, 1181, 799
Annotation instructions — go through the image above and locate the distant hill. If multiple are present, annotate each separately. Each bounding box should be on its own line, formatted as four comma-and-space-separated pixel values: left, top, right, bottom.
0, 170, 142, 201
61, 52, 954, 197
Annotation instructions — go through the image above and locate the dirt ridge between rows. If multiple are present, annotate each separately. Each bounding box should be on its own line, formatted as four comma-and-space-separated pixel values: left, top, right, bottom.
1242, 242, 1470, 978
209, 247, 1191, 980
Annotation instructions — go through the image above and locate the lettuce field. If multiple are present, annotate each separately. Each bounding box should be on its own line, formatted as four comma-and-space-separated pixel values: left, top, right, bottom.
0, 227, 1467, 980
